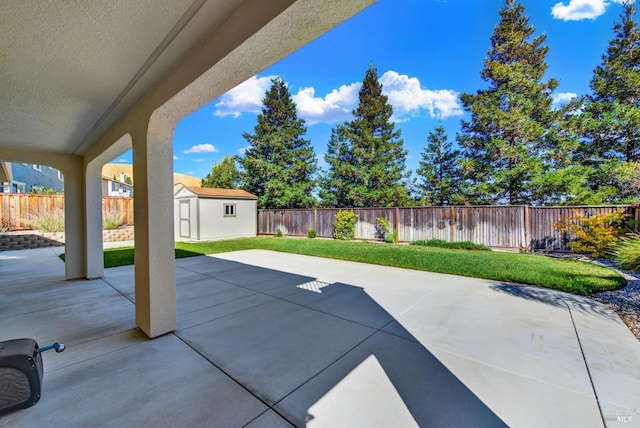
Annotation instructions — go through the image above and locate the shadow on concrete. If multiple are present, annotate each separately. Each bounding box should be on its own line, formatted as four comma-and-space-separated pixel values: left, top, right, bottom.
489, 283, 618, 321
175, 257, 507, 427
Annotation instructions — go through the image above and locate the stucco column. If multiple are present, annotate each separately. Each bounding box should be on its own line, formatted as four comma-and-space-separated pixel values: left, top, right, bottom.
62, 156, 87, 279
85, 161, 104, 278
132, 116, 176, 338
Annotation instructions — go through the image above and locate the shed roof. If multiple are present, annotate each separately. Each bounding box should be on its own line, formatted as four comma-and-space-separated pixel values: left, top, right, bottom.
178, 184, 257, 200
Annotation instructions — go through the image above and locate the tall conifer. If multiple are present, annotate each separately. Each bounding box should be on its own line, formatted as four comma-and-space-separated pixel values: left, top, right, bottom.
457, 0, 559, 204
320, 66, 408, 207
583, 2, 640, 163
417, 123, 463, 205
239, 77, 317, 208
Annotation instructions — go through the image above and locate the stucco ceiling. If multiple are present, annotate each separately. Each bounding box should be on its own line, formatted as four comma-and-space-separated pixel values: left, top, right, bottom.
0, 0, 251, 155
0, 0, 375, 161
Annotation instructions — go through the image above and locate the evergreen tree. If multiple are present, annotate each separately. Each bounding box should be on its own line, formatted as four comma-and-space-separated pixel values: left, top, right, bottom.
582, 2, 640, 164
417, 123, 463, 205
457, 0, 561, 205
201, 155, 240, 188
320, 66, 409, 207
239, 77, 317, 209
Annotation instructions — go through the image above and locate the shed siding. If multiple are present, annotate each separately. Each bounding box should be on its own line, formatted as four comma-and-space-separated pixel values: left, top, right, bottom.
198, 198, 256, 240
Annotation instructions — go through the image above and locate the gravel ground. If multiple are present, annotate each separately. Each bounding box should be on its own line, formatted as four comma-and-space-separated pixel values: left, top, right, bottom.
549, 253, 640, 341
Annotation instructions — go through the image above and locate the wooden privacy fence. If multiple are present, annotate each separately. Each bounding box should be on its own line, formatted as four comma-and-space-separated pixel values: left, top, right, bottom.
0, 194, 134, 230
258, 205, 639, 251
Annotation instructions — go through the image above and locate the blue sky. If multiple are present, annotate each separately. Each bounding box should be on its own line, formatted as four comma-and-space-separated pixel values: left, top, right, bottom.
113, 0, 634, 179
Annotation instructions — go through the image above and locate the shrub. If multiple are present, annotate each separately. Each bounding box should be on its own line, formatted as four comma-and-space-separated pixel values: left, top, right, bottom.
30, 187, 57, 195
410, 239, 491, 251
613, 233, 640, 271
275, 228, 283, 238
375, 217, 390, 241
103, 210, 124, 230
334, 211, 358, 240
375, 217, 397, 243
28, 210, 65, 232
554, 210, 629, 258
385, 230, 398, 244
307, 228, 317, 239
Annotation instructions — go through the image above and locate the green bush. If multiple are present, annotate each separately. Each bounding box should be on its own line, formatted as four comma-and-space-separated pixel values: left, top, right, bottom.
410, 239, 491, 251
102, 210, 123, 230
307, 228, 317, 239
334, 211, 358, 240
613, 233, 640, 271
28, 210, 65, 232
374, 217, 397, 243
275, 228, 283, 238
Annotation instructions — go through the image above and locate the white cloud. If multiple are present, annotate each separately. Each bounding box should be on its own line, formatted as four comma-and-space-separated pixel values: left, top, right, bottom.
214, 75, 276, 118
117, 158, 127, 163
379, 71, 463, 120
293, 83, 361, 125
237, 145, 251, 155
552, 92, 578, 106
551, 0, 629, 21
173, 155, 179, 160
183, 143, 217, 154
211, 71, 462, 125
191, 158, 206, 162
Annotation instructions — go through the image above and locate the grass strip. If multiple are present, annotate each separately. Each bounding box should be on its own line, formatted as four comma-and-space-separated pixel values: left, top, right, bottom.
58, 237, 626, 295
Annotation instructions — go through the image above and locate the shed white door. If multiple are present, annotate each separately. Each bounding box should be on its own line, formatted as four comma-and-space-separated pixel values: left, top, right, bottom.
179, 200, 191, 238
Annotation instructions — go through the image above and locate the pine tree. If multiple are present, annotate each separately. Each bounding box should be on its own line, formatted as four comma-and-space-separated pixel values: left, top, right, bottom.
320, 66, 409, 207
457, 0, 560, 205
417, 123, 463, 205
239, 77, 317, 209
583, 2, 640, 163
202, 155, 240, 188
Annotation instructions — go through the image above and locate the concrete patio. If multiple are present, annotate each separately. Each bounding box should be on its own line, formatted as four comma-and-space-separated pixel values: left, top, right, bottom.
1, 247, 639, 427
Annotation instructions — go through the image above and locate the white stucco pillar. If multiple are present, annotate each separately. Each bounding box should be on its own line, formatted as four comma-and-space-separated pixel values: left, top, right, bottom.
85, 161, 104, 278
62, 156, 87, 279
132, 116, 176, 338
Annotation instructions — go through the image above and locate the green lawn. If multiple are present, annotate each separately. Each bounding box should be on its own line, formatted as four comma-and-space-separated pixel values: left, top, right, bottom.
71, 237, 627, 295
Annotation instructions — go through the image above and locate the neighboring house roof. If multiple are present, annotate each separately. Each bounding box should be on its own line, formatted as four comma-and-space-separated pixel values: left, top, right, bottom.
175, 184, 257, 200
102, 163, 202, 188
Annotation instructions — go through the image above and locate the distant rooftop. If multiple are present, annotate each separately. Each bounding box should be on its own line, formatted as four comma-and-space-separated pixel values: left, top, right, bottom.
103, 163, 202, 188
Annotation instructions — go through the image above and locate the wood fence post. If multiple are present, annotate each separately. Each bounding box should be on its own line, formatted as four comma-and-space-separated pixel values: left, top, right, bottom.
394, 207, 399, 241
314, 208, 317, 232
524, 205, 531, 250
450, 206, 456, 242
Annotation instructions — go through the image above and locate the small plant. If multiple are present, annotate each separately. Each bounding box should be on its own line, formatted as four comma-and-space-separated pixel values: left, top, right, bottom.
102, 210, 124, 230
410, 239, 491, 251
554, 210, 629, 258
275, 228, 283, 238
28, 210, 65, 232
613, 233, 640, 271
334, 211, 358, 240
307, 228, 317, 239
385, 230, 398, 244
375, 217, 397, 243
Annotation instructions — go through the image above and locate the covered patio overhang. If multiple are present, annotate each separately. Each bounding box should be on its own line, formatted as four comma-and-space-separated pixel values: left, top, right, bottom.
0, 0, 376, 338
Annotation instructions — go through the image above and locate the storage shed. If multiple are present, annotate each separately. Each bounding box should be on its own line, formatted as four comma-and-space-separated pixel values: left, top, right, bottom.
174, 184, 258, 241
